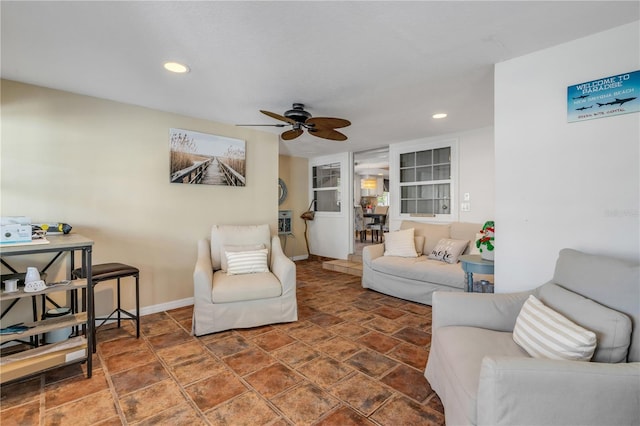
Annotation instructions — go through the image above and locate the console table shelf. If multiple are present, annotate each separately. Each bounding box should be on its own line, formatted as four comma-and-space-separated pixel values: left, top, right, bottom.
0, 234, 94, 384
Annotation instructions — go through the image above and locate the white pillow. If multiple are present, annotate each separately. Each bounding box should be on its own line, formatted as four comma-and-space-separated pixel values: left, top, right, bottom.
225, 248, 269, 275
428, 238, 469, 264
383, 228, 418, 258
513, 295, 597, 361
221, 244, 265, 272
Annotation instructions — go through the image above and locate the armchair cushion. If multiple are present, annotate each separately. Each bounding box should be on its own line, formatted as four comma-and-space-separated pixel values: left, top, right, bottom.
210, 224, 271, 271
513, 295, 597, 361
212, 270, 282, 303
537, 283, 632, 363
225, 248, 269, 275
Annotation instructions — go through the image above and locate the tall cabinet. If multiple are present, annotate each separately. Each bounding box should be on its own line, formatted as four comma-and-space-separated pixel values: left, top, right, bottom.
0, 234, 94, 383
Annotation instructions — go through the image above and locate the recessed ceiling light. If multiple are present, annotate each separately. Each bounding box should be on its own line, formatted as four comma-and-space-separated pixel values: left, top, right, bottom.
164, 62, 190, 73
432, 113, 447, 119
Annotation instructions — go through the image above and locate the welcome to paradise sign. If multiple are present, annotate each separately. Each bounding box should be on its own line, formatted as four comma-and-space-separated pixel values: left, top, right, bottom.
567, 70, 639, 123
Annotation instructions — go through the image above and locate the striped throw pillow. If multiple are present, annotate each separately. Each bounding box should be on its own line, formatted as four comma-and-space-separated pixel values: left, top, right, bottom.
225, 248, 269, 275
513, 295, 597, 361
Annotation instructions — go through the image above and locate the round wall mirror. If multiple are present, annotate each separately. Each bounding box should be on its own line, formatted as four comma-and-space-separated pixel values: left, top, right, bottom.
278, 178, 288, 205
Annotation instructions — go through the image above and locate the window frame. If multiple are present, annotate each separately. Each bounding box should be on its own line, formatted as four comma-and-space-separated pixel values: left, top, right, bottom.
390, 138, 459, 223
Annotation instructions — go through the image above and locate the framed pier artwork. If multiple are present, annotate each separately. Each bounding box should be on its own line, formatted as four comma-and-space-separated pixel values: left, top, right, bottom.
169, 128, 246, 186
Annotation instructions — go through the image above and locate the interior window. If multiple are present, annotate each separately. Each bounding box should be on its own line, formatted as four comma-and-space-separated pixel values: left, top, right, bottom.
312, 162, 341, 212
399, 147, 452, 216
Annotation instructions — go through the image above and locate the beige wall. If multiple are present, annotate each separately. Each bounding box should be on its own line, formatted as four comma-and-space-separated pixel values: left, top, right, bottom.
278, 155, 309, 259
1, 80, 279, 322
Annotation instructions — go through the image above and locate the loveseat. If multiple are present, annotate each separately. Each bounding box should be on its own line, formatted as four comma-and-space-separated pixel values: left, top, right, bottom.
425, 248, 640, 425
362, 221, 483, 305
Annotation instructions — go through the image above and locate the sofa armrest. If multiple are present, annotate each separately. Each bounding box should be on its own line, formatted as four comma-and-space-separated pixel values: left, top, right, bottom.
363, 243, 384, 266
478, 357, 640, 426
270, 235, 296, 296
193, 239, 214, 305
432, 290, 533, 332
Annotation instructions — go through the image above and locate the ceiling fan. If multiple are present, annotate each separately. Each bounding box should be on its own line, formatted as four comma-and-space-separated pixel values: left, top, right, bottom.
238, 103, 351, 141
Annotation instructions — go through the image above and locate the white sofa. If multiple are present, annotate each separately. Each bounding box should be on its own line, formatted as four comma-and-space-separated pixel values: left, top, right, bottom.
362, 221, 483, 305
425, 248, 640, 425
192, 224, 297, 336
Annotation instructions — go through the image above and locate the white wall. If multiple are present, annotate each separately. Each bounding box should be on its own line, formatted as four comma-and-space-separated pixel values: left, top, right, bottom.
1, 80, 279, 324
495, 22, 640, 292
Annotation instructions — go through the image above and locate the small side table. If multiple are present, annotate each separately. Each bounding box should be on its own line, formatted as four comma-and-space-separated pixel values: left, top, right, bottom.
459, 254, 494, 293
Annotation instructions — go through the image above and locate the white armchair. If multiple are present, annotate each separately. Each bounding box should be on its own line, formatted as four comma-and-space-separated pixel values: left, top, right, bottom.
192, 224, 297, 336
425, 248, 640, 426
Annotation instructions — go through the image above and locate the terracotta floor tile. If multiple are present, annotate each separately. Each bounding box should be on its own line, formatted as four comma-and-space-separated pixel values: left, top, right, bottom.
426, 393, 445, 416
44, 389, 118, 426
198, 330, 235, 344
288, 324, 335, 345
234, 325, 275, 337
140, 312, 171, 324
394, 313, 432, 329
330, 373, 393, 416
166, 305, 194, 321
140, 317, 181, 336
205, 391, 281, 425
352, 299, 382, 312
315, 405, 376, 425
244, 362, 302, 398
393, 327, 432, 346
185, 371, 247, 412
146, 329, 193, 350
381, 364, 433, 402
170, 354, 227, 386
111, 360, 170, 395
297, 355, 353, 387
96, 322, 137, 344
45, 369, 109, 408
205, 334, 251, 357
44, 352, 100, 385
339, 309, 377, 324
346, 349, 398, 378
363, 316, 405, 334
102, 347, 157, 374
403, 303, 432, 316
134, 402, 207, 426
372, 305, 405, 319
357, 331, 402, 354
317, 336, 362, 361
308, 312, 346, 327
388, 343, 429, 370
271, 382, 341, 425
251, 330, 295, 352
119, 379, 187, 423
1, 400, 40, 426
223, 347, 276, 376
0, 376, 41, 406
272, 341, 320, 367
98, 336, 148, 358
329, 322, 371, 339
156, 339, 207, 365
371, 396, 445, 426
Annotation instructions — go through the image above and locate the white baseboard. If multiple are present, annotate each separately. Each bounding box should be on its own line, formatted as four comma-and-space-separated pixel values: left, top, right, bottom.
292, 254, 309, 261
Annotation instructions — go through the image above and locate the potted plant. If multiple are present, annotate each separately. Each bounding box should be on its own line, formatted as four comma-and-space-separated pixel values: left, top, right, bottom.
476, 220, 495, 261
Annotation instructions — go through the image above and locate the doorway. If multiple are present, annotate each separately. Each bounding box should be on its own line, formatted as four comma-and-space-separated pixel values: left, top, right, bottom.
353, 147, 389, 256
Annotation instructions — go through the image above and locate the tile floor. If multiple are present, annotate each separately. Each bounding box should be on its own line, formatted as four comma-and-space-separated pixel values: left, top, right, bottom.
0, 259, 444, 426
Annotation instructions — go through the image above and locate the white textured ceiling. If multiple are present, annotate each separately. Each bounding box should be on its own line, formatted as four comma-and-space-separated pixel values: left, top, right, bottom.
2, 1, 638, 157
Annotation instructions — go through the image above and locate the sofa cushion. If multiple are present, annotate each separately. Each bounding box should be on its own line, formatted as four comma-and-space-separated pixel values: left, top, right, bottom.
513, 295, 597, 361
384, 228, 418, 257
537, 283, 632, 363
225, 248, 269, 275
428, 238, 469, 264
212, 270, 282, 303
400, 221, 451, 255
433, 327, 528, 424
450, 222, 483, 254
371, 255, 466, 289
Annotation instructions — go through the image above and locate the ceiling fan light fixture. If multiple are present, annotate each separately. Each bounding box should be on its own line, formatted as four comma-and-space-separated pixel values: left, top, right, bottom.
163, 61, 190, 73
432, 113, 448, 119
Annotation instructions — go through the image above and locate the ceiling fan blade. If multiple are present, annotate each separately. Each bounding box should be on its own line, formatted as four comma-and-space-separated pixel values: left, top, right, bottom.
236, 124, 288, 127
260, 110, 296, 125
281, 128, 303, 140
306, 117, 351, 129
308, 128, 348, 141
